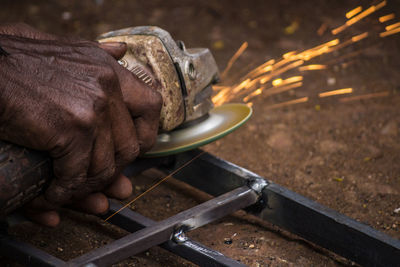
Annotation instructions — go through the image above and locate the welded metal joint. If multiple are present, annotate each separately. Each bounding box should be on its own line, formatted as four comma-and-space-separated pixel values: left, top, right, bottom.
172, 227, 188, 244
248, 177, 268, 195
245, 178, 269, 214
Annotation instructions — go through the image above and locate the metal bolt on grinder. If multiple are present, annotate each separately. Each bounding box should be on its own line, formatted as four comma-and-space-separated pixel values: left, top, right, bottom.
0, 26, 252, 216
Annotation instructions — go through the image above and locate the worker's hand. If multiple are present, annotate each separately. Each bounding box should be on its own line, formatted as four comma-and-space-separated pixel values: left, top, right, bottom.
0, 24, 162, 226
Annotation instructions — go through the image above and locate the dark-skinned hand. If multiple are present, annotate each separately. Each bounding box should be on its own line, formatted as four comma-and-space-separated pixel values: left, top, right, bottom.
0, 23, 162, 227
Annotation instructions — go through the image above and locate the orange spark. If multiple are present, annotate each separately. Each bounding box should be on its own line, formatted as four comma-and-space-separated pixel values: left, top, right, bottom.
299, 64, 327, 71
319, 88, 353, 98
264, 82, 303, 97
271, 60, 305, 77
212, 88, 230, 106
246, 59, 275, 78
266, 97, 308, 110
272, 78, 283, 86
213, 85, 229, 91
332, 1, 387, 35
283, 51, 297, 59
260, 76, 272, 84
232, 78, 251, 93
346, 6, 362, 19
243, 88, 263, 102
243, 81, 303, 102
295, 39, 339, 61
221, 42, 248, 79
351, 32, 369, 42
317, 23, 328, 36
325, 33, 367, 54
380, 26, 400, 37
385, 22, 400, 31
339, 91, 389, 102
379, 13, 395, 23
273, 76, 303, 87
285, 76, 303, 83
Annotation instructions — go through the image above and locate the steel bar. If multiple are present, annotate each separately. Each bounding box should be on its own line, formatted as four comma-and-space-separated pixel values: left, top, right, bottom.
69, 185, 258, 266
0, 232, 66, 267
164, 149, 400, 267
102, 200, 246, 267
258, 184, 400, 267
122, 156, 171, 177
159, 149, 254, 196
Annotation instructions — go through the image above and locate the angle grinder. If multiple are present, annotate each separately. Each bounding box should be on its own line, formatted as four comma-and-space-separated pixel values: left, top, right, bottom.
0, 26, 251, 215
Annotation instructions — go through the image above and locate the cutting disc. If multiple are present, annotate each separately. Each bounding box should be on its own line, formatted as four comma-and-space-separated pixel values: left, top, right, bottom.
145, 103, 252, 157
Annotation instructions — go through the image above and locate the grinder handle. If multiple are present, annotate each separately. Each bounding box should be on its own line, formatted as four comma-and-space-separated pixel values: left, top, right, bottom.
0, 141, 52, 216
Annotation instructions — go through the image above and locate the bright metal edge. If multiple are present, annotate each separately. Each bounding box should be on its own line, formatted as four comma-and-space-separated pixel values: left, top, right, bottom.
144, 103, 252, 157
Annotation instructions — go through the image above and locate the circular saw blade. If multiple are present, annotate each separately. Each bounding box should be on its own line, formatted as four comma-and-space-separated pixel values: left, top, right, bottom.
145, 103, 252, 157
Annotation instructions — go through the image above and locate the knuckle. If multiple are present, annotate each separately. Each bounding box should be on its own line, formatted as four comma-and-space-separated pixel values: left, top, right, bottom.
117, 142, 140, 166
99, 165, 116, 182
73, 108, 97, 130
87, 165, 116, 192
13, 22, 30, 30
92, 89, 109, 113
140, 135, 156, 153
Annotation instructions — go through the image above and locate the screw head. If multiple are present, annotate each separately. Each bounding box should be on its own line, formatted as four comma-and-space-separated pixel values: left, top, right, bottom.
186, 61, 196, 80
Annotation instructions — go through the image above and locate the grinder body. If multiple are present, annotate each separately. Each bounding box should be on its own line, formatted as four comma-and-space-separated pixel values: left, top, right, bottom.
0, 26, 219, 216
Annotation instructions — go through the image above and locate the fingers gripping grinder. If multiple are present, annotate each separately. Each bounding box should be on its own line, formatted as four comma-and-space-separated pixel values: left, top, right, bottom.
99, 26, 218, 133
0, 27, 251, 216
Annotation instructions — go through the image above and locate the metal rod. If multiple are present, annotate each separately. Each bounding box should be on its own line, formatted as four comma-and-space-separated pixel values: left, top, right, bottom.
258, 184, 400, 267
69, 185, 258, 266
166, 149, 400, 267
0, 233, 66, 267
103, 200, 246, 267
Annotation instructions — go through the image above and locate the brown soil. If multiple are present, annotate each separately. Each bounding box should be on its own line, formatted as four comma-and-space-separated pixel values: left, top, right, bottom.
1, 0, 399, 266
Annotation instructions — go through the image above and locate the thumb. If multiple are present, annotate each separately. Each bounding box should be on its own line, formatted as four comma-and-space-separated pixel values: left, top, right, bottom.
98, 42, 127, 60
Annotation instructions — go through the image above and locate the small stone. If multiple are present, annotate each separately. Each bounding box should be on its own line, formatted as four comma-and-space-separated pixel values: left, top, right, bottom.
213, 40, 224, 50
267, 131, 292, 151
333, 177, 344, 182
248, 20, 258, 28
224, 238, 232, 245
57, 247, 63, 252
249, 244, 255, 249
319, 140, 347, 153
327, 77, 336, 85
381, 121, 398, 136
394, 207, 400, 213
61, 11, 72, 21
145, 251, 150, 256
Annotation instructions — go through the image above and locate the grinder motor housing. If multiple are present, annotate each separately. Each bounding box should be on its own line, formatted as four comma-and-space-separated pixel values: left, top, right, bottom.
98, 26, 220, 131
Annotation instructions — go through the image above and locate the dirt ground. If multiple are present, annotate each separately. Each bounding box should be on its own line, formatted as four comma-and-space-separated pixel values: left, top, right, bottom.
1, 0, 399, 266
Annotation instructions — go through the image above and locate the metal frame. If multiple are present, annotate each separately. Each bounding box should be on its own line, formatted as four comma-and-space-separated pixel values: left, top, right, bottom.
0, 149, 399, 266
